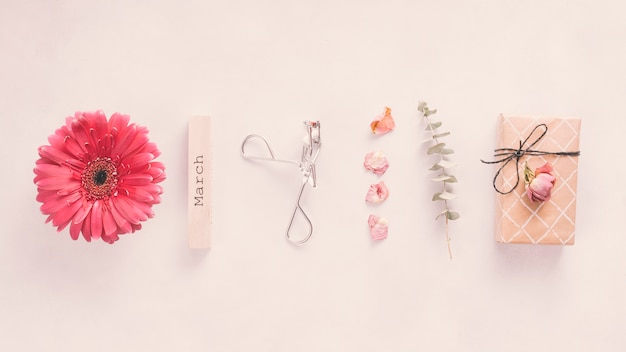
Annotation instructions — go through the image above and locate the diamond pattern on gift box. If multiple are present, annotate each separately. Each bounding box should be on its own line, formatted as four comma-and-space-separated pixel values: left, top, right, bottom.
494, 116, 581, 245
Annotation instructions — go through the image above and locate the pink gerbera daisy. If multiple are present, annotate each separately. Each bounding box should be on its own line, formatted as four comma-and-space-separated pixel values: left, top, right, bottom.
34, 111, 165, 243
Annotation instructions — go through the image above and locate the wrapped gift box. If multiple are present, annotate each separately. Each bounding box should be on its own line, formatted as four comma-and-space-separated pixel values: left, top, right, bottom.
492, 115, 581, 244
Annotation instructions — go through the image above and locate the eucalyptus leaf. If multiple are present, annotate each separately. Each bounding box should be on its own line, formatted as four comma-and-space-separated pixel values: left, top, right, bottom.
425, 121, 442, 130
431, 175, 458, 183
444, 175, 458, 183
435, 209, 448, 220
446, 211, 460, 220
427, 143, 446, 155
440, 148, 455, 155
433, 131, 451, 139
432, 191, 458, 201
429, 163, 443, 171
436, 160, 457, 169
431, 175, 452, 182
424, 108, 438, 117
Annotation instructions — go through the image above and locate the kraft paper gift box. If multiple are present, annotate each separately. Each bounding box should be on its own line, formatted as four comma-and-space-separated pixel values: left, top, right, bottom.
490, 115, 581, 244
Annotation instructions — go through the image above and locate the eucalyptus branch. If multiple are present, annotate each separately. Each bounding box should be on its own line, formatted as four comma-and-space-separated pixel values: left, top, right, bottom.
418, 102, 459, 259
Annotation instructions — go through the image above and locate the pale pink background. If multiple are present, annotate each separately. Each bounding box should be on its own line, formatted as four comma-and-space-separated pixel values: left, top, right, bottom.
1, 1, 625, 351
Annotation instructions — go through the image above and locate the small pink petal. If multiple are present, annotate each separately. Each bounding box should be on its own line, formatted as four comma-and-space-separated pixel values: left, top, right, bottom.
364, 151, 389, 175
368, 214, 388, 240
370, 107, 396, 135
365, 181, 389, 203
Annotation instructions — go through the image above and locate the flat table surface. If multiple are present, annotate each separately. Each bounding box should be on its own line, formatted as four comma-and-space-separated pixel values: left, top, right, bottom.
1, 1, 625, 351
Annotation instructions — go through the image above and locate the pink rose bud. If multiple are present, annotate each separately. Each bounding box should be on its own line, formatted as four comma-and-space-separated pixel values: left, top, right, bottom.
368, 214, 389, 240
370, 107, 396, 135
524, 162, 556, 203
365, 181, 389, 203
364, 151, 389, 175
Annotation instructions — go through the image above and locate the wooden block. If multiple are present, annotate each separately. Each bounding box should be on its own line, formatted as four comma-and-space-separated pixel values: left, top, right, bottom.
188, 116, 212, 249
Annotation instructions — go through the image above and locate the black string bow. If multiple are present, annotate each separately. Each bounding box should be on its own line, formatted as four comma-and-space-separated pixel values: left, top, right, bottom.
480, 124, 580, 195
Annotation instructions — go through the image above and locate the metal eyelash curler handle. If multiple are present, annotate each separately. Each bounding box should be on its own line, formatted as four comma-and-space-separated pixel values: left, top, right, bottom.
241, 121, 321, 244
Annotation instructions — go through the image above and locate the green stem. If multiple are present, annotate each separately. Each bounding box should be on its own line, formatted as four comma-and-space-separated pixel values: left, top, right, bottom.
446, 216, 452, 259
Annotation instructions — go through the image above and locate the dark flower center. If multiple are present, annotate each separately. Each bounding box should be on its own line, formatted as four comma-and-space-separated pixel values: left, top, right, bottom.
82, 157, 118, 200
94, 170, 108, 186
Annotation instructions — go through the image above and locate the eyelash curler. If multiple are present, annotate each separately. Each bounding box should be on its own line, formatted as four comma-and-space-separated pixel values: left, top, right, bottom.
241, 121, 321, 244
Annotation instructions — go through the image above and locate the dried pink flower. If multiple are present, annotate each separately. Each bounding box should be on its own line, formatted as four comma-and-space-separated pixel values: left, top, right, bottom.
368, 215, 388, 240
34, 111, 165, 243
525, 162, 556, 203
364, 151, 389, 175
370, 107, 396, 134
365, 181, 389, 203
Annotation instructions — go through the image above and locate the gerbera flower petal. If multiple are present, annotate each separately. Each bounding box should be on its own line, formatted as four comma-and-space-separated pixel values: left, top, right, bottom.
110, 195, 144, 225
55, 183, 82, 196
98, 133, 112, 158
36, 189, 57, 204
47, 130, 73, 155
72, 201, 93, 225
151, 192, 162, 204
111, 124, 138, 158
90, 200, 103, 240
38, 146, 77, 166
122, 131, 151, 159
81, 211, 92, 241
34, 163, 74, 178
70, 117, 94, 153
125, 184, 162, 204
108, 200, 132, 233
123, 196, 153, 221
124, 187, 154, 202
35, 111, 165, 243
72, 116, 97, 157
50, 200, 83, 229
102, 233, 120, 244
146, 143, 161, 158
92, 110, 108, 137
40, 192, 81, 214
102, 206, 118, 237
124, 152, 155, 170
108, 112, 130, 132
120, 173, 153, 186
35, 176, 79, 190
63, 135, 86, 158
69, 221, 82, 240
147, 162, 166, 180
45, 134, 85, 163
